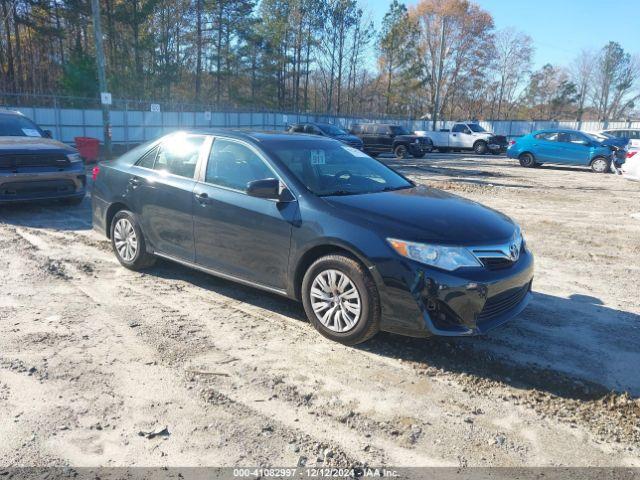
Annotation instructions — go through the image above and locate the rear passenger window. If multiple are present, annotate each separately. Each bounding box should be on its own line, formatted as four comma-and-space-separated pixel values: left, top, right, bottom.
535, 132, 558, 141
153, 134, 206, 179
205, 139, 274, 192
558, 132, 588, 144
136, 147, 158, 169
376, 125, 389, 135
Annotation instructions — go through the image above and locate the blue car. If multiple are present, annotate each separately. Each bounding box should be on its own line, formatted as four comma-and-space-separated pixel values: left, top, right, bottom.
507, 129, 627, 173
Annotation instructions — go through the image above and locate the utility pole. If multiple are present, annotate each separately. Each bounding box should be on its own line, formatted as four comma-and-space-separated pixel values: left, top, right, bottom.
432, 17, 446, 131
91, 0, 112, 158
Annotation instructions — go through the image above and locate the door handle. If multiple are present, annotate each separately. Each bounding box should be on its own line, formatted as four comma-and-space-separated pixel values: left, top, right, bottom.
128, 176, 142, 188
194, 192, 209, 205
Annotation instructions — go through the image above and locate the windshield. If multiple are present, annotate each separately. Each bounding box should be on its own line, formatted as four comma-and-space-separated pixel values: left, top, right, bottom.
0, 113, 43, 137
389, 125, 411, 135
318, 124, 347, 136
468, 124, 487, 133
262, 140, 413, 196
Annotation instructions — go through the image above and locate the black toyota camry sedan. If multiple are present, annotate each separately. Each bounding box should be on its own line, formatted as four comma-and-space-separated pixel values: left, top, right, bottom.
92, 130, 533, 344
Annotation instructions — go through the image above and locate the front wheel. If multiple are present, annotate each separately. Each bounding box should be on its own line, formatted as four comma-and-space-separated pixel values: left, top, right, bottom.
591, 157, 610, 173
473, 141, 488, 155
394, 144, 408, 159
110, 210, 156, 270
301, 254, 380, 345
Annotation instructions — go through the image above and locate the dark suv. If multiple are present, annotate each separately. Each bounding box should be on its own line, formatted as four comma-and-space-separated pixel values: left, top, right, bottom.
0, 110, 86, 205
288, 122, 363, 150
350, 123, 433, 159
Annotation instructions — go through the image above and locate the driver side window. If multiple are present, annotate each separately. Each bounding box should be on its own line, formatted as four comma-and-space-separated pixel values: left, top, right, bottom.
205, 139, 275, 192
452, 124, 466, 133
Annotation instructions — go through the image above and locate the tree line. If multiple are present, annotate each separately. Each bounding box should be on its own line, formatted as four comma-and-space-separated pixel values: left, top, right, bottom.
1, 0, 638, 121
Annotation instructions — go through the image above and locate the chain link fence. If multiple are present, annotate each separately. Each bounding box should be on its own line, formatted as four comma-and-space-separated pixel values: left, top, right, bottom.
2, 92, 639, 148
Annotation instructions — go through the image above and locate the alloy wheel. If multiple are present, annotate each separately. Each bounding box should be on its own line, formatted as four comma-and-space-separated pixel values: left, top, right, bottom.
310, 269, 362, 333
395, 145, 407, 158
592, 158, 609, 173
113, 218, 138, 262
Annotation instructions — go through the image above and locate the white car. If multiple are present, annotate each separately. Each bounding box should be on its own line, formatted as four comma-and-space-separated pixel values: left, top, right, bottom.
596, 128, 640, 149
415, 122, 508, 155
622, 148, 640, 182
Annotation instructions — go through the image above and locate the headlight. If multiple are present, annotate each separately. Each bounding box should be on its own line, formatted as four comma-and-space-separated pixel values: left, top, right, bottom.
67, 153, 83, 163
387, 238, 482, 271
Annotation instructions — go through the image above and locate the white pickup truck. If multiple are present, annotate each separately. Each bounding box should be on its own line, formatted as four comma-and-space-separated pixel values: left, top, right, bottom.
415, 122, 508, 155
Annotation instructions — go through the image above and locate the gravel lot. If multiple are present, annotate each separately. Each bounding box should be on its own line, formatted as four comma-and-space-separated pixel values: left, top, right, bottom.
0, 153, 639, 467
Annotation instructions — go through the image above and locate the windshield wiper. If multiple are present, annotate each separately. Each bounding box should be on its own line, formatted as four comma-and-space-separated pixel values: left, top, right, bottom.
380, 185, 412, 192
320, 190, 359, 197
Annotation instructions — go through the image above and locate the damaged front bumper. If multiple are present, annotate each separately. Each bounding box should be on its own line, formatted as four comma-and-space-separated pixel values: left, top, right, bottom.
375, 248, 534, 337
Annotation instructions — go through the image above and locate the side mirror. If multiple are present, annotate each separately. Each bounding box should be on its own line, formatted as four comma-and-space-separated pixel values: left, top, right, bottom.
43, 129, 53, 138
247, 178, 281, 200
464, 129, 472, 135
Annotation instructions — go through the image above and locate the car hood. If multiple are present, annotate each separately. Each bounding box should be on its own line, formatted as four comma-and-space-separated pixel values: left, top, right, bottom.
333, 134, 363, 144
0, 136, 75, 153
323, 185, 516, 245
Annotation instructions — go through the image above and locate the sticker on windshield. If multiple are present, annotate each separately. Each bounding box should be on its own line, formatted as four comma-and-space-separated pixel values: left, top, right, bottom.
310, 150, 326, 165
342, 146, 369, 157
22, 128, 42, 137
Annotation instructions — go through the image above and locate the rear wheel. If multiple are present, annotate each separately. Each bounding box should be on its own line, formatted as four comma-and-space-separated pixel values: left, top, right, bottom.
110, 210, 156, 270
394, 144, 408, 159
301, 254, 380, 345
519, 153, 537, 168
591, 157, 610, 173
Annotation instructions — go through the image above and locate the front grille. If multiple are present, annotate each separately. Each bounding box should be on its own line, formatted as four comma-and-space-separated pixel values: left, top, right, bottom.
480, 257, 515, 270
477, 283, 530, 322
1, 179, 76, 196
0, 153, 69, 169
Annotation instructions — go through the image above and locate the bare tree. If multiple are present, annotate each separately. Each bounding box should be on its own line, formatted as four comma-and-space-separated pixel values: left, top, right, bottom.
491, 27, 533, 119
569, 49, 595, 125
410, 0, 495, 124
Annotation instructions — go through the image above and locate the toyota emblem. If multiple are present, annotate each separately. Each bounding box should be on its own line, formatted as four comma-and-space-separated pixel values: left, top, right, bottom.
509, 243, 520, 261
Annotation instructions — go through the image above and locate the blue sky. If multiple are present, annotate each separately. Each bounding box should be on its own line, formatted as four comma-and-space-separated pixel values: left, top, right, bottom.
365, 0, 640, 69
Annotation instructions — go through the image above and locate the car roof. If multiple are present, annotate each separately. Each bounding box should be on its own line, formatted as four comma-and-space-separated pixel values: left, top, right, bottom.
0, 109, 25, 117
352, 123, 400, 127
532, 128, 586, 134
173, 129, 338, 144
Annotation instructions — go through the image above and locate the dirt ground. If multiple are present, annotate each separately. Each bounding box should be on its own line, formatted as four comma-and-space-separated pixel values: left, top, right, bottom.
0, 153, 639, 468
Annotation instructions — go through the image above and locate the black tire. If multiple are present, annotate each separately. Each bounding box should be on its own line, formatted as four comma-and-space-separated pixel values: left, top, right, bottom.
519, 152, 537, 168
591, 156, 610, 173
301, 254, 380, 345
110, 210, 156, 270
438, 147, 449, 153
394, 144, 409, 159
60, 196, 84, 206
473, 141, 488, 155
